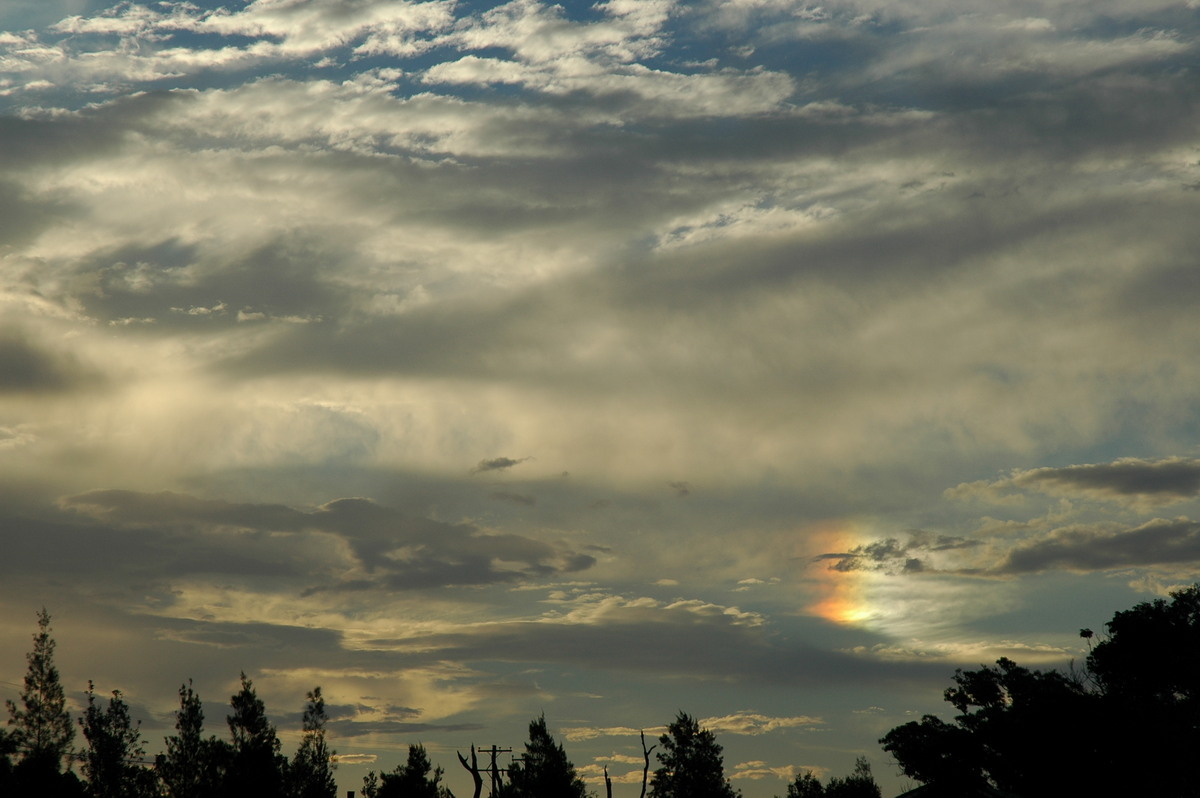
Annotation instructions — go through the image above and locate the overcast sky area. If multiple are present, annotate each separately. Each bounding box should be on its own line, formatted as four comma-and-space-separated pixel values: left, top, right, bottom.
3, 0, 1200, 795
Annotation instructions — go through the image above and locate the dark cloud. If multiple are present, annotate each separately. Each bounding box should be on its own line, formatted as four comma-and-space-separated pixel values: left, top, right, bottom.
150, 619, 344, 653
61, 489, 596, 592
815, 531, 980, 574
383, 600, 936, 688
1012, 458, 1200, 503
995, 518, 1200, 575
73, 234, 355, 330
472, 456, 532, 473
62, 489, 308, 530
0, 504, 306, 583
328, 720, 484, 738
0, 92, 174, 169
0, 328, 98, 394
489, 491, 536, 506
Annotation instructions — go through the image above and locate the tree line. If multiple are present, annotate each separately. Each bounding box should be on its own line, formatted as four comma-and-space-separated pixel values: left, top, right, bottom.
8, 584, 1200, 797
1, 610, 335, 798
1, 609, 880, 798
360, 712, 880, 798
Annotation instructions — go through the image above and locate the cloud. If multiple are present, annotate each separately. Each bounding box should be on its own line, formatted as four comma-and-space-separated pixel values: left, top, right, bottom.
472, 456, 532, 474
1012, 458, 1200, 504
994, 517, 1200, 575
489, 491, 537, 506
698, 712, 823, 735
561, 725, 662, 742
950, 458, 1200, 508
0, 327, 99, 394
844, 639, 1077, 666
814, 532, 981, 574
58, 489, 596, 591
730, 760, 797, 781
346, 592, 924, 687
331, 753, 378, 765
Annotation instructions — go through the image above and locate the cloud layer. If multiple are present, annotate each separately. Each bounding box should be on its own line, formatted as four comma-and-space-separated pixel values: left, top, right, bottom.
5, 1, 1200, 796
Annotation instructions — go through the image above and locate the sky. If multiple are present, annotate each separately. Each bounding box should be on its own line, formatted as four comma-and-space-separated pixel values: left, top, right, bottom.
2, 0, 1200, 795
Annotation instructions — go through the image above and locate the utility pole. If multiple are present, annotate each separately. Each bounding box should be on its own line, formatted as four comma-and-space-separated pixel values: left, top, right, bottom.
479, 745, 513, 796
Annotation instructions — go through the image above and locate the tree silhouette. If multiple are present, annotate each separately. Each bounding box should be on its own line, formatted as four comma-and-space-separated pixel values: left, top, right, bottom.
882, 656, 1101, 797
79, 682, 158, 798
1080, 584, 1200, 796
777, 759, 881, 798
224, 673, 286, 798
456, 744, 484, 798
500, 714, 586, 798
6, 609, 75, 771
823, 758, 880, 798
781, 769, 823, 798
5, 609, 82, 797
649, 712, 738, 798
362, 769, 381, 798
157, 680, 226, 798
378, 743, 452, 798
290, 687, 336, 798
881, 583, 1200, 797
0, 726, 18, 794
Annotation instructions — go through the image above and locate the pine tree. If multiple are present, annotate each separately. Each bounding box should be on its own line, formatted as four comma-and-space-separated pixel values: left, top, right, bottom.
378, 743, 451, 798
501, 714, 586, 798
6, 609, 74, 771
157, 680, 226, 798
79, 682, 158, 798
290, 687, 337, 798
225, 673, 286, 798
649, 712, 738, 798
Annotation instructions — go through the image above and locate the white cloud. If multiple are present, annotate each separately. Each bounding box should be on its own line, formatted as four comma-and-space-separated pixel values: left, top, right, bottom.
731, 760, 798, 780
700, 712, 824, 735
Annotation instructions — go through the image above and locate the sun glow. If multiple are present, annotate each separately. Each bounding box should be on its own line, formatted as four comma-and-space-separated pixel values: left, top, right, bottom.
805, 520, 878, 627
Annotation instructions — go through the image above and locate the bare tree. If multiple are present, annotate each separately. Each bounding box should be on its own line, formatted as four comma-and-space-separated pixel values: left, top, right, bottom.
639, 730, 656, 798
457, 744, 483, 798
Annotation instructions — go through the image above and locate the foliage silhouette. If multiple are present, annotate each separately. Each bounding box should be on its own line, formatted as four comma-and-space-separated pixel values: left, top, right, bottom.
881, 583, 1200, 798
780, 769, 823, 798
290, 687, 337, 798
79, 681, 159, 798
7, 609, 75, 770
499, 714, 586, 798
777, 758, 880, 798
376, 742, 453, 798
649, 711, 739, 798
225, 673, 286, 798
823, 758, 880, 798
5, 610, 83, 797
157, 680, 226, 798
362, 768, 381, 798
